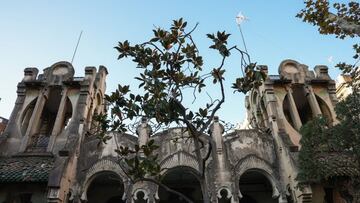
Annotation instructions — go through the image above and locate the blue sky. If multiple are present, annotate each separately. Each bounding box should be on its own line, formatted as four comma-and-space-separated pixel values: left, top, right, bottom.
0, 0, 357, 125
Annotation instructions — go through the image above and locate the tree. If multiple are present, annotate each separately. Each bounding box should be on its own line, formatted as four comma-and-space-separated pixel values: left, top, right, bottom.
297, 0, 360, 85
297, 93, 360, 201
93, 18, 265, 202
297, 1, 360, 201
297, 0, 360, 179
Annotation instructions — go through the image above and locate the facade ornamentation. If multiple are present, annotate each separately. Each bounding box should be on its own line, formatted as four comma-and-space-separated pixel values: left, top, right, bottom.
0, 59, 357, 202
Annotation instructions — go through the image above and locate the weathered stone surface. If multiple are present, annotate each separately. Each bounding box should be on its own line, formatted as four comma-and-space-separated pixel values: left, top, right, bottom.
0, 59, 358, 203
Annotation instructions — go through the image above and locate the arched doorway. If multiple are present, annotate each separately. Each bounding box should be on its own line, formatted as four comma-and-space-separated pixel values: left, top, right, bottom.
239, 170, 277, 203
86, 171, 125, 203
159, 167, 203, 203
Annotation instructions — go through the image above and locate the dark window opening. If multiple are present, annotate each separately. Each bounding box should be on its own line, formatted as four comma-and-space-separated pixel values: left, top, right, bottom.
324, 188, 334, 203
218, 189, 232, 203
20, 193, 32, 203
292, 86, 313, 125
283, 86, 313, 130
283, 94, 295, 128
7, 193, 33, 203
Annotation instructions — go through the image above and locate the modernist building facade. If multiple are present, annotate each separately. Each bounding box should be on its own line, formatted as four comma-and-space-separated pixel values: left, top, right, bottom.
0, 60, 353, 203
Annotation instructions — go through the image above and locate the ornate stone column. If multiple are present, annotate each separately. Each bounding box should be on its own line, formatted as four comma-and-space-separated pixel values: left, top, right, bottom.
305, 85, 322, 117
136, 117, 152, 148
285, 86, 302, 131
47, 87, 69, 152
209, 116, 238, 203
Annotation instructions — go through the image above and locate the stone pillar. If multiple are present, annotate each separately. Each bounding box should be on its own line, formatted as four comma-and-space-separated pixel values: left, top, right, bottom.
285, 86, 302, 131
211, 116, 224, 152
23, 67, 39, 82
209, 116, 238, 203
210, 116, 226, 176
60, 67, 96, 155
19, 89, 48, 152
136, 117, 152, 148
132, 118, 156, 203
305, 85, 322, 117
47, 87, 69, 152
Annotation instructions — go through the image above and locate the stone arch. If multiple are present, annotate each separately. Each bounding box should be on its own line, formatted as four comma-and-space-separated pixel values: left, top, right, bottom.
234, 155, 281, 200
217, 187, 233, 202
132, 188, 150, 202
19, 97, 38, 136
81, 159, 129, 201
49, 61, 75, 80
160, 151, 200, 174
315, 94, 334, 123
278, 59, 301, 76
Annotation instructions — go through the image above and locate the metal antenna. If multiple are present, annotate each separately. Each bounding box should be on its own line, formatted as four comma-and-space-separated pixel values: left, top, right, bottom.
71, 30, 83, 64
237, 24, 248, 54
236, 12, 249, 54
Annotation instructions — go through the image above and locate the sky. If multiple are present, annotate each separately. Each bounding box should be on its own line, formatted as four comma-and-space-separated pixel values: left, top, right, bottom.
0, 0, 357, 126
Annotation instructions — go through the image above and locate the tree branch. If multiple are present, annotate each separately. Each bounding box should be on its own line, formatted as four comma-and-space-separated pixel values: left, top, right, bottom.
140, 178, 194, 203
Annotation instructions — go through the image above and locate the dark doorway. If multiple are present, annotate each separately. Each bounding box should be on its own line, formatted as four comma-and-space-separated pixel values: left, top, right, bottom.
87, 171, 125, 203
239, 171, 277, 203
159, 167, 203, 203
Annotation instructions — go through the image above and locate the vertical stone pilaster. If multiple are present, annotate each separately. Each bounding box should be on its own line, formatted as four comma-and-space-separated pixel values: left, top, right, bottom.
47, 87, 68, 152
305, 85, 322, 117
136, 117, 151, 148
285, 86, 302, 131
209, 116, 238, 202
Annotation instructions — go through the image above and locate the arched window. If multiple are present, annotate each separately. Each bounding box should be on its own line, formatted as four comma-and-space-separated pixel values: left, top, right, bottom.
21, 98, 38, 136
159, 167, 203, 203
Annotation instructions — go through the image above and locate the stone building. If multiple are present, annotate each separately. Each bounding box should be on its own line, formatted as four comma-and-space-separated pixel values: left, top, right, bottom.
0, 59, 354, 203
0, 117, 8, 135
336, 75, 353, 101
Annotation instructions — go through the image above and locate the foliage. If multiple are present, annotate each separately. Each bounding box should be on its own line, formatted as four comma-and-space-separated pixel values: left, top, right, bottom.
297, 0, 360, 84
115, 139, 161, 181
91, 18, 265, 202
297, 92, 360, 183
297, 0, 360, 184
333, 91, 360, 157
